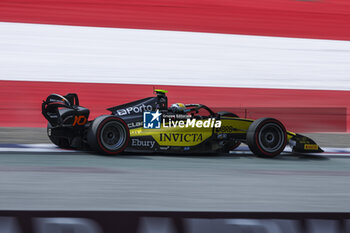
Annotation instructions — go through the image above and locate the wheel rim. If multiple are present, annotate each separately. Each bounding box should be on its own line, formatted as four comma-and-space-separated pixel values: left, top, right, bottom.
258, 123, 284, 153
100, 121, 127, 151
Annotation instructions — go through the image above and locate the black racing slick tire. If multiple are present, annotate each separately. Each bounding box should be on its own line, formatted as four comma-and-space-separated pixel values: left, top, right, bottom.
246, 118, 287, 158
217, 112, 241, 151
87, 116, 130, 155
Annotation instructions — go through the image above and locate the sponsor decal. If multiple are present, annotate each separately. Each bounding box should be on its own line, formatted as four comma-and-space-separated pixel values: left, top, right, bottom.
304, 144, 319, 150
128, 121, 143, 128
216, 126, 237, 133
160, 133, 203, 142
132, 138, 155, 148
49, 98, 64, 102
143, 110, 162, 129
117, 104, 153, 116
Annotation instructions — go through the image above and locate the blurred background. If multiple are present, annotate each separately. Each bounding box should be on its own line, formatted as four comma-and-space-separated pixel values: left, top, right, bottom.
0, 0, 350, 133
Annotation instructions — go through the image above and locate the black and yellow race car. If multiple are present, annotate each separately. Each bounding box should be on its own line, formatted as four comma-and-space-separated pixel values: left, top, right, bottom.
42, 89, 323, 157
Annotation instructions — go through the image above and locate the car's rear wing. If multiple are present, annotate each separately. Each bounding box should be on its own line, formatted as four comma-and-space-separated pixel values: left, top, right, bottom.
42, 93, 81, 127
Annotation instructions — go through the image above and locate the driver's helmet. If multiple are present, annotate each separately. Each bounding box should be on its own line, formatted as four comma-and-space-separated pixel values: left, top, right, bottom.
169, 103, 186, 113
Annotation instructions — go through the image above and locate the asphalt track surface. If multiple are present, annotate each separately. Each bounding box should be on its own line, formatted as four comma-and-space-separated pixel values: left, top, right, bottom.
0, 128, 350, 211
1, 150, 350, 212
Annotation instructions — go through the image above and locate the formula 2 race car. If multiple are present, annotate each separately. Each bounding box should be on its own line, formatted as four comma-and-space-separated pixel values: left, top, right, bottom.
42, 90, 323, 157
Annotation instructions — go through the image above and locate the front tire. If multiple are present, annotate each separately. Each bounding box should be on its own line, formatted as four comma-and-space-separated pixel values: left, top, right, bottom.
246, 118, 287, 158
87, 116, 130, 155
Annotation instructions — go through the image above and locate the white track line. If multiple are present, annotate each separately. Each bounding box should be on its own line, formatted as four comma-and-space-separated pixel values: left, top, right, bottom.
1, 144, 350, 156
0, 144, 78, 153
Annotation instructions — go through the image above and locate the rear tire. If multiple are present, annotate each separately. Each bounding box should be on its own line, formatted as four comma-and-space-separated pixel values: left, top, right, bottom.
87, 116, 130, 155
246, 118, 287, 158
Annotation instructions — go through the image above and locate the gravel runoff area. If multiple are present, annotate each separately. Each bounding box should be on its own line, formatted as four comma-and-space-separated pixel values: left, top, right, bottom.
0, 127, 349, 148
